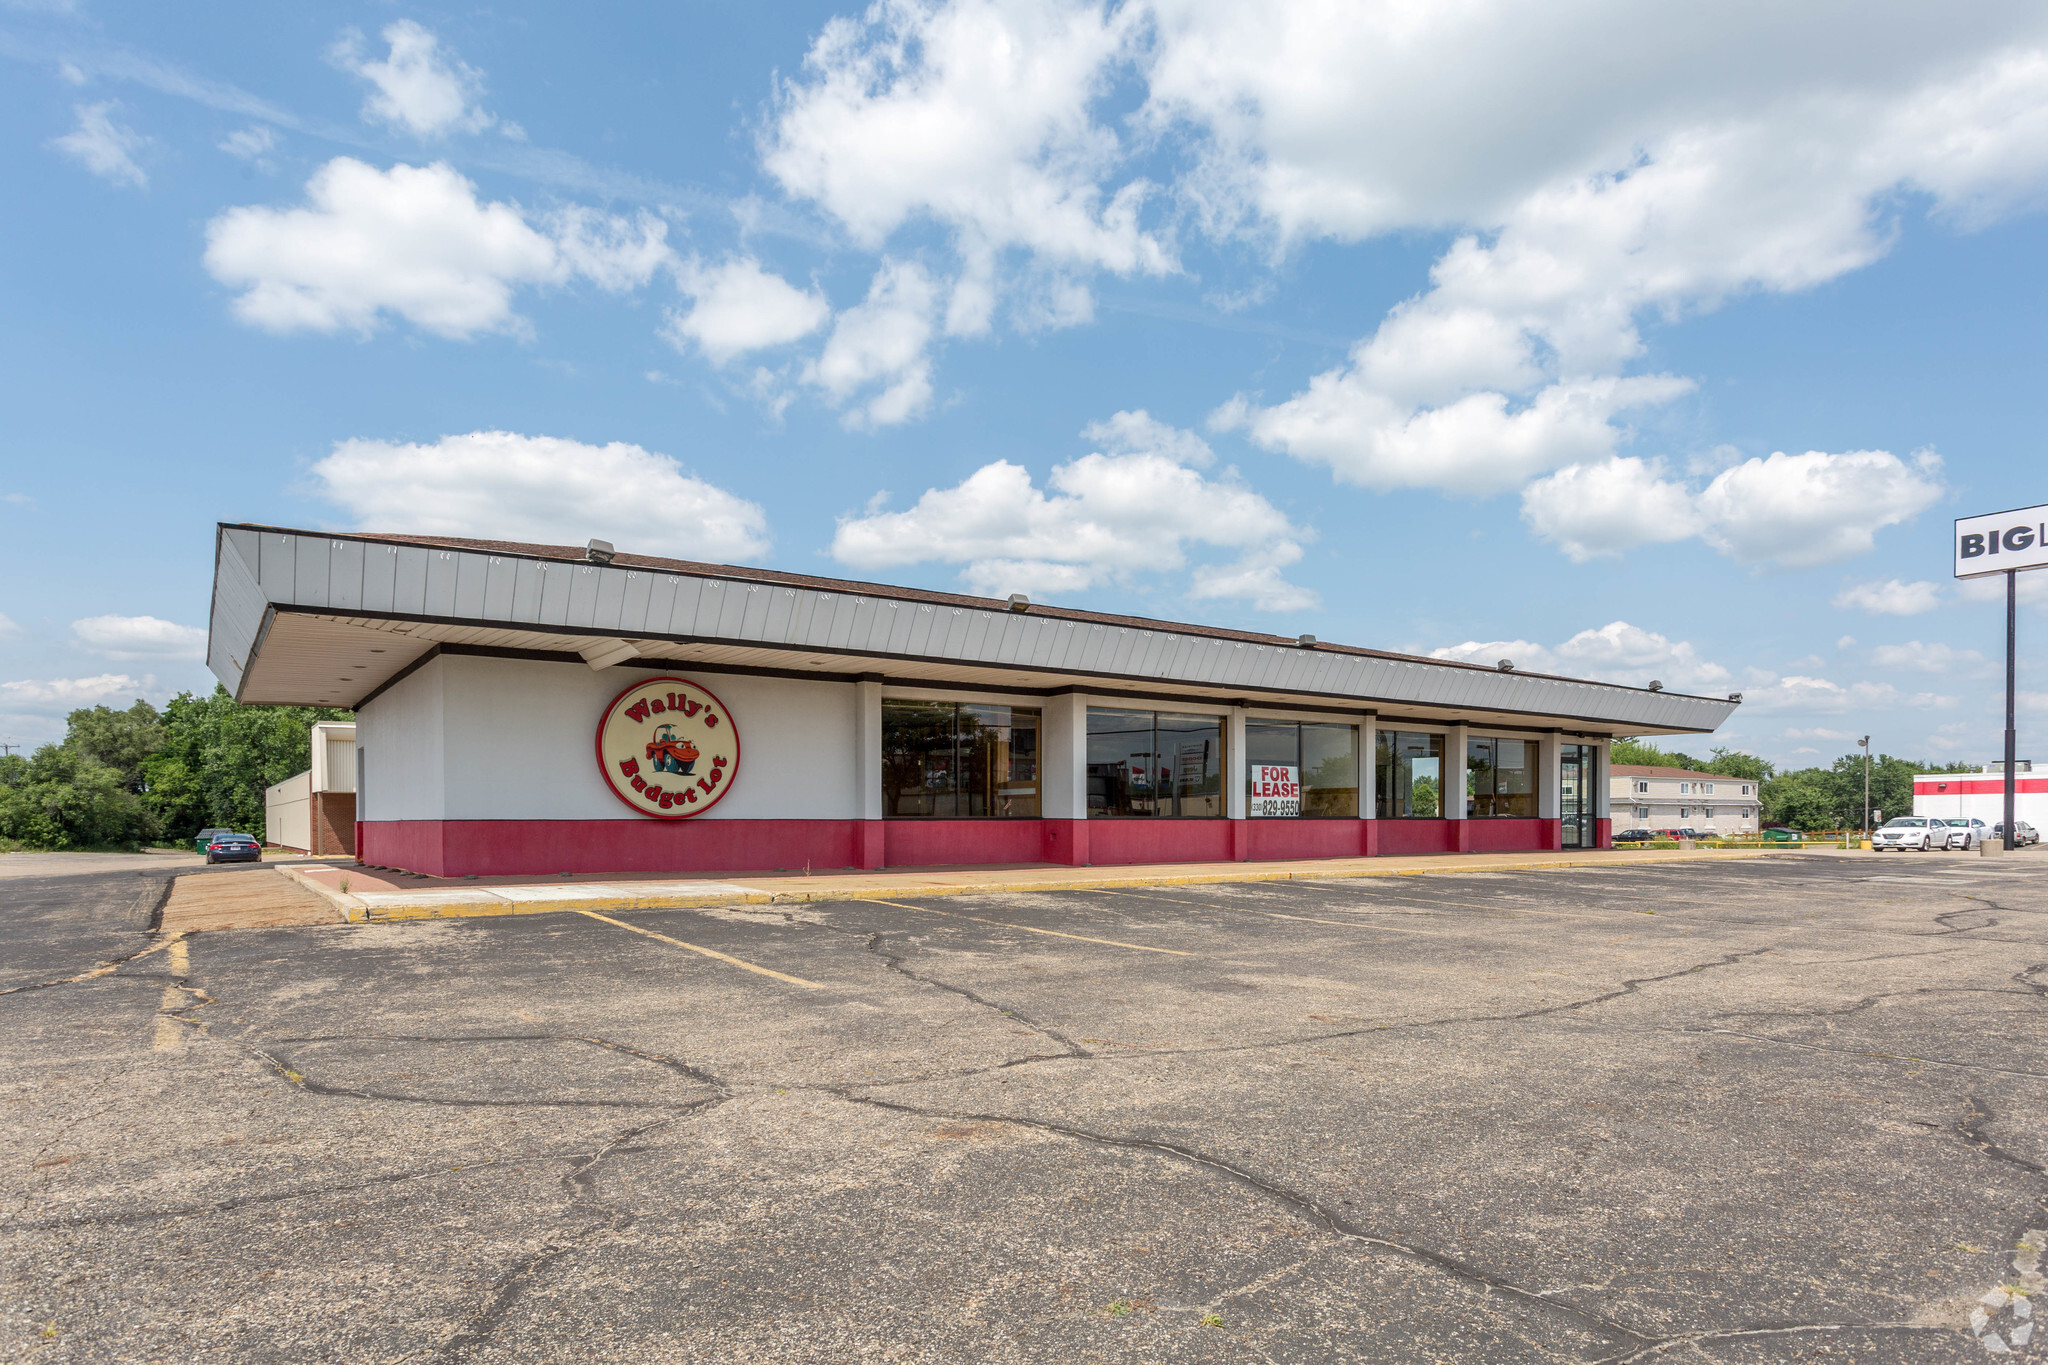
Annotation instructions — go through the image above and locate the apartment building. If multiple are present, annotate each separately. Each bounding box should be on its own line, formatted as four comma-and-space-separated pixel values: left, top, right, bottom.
1610, 765, 1762, 834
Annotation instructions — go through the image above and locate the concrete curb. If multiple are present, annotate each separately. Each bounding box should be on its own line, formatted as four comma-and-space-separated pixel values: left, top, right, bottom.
272, 847, 1786, 925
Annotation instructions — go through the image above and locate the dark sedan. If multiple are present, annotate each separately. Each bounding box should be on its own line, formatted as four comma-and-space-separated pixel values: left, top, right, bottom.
204, 834, 263, 864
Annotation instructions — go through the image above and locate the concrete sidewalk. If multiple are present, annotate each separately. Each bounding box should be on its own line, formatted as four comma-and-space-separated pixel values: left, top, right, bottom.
274, 844, 1802, 924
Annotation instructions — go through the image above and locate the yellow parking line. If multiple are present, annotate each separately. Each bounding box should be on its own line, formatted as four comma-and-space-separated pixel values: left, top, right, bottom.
576, 910, 824, 988
860, 897, 1194, 956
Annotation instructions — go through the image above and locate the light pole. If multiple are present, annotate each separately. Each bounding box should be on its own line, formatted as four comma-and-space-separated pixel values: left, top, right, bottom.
1859, 735, 1871, 843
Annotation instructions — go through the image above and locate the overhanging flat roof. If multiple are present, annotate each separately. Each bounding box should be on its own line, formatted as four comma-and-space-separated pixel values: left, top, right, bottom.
206, 524, 1739, 738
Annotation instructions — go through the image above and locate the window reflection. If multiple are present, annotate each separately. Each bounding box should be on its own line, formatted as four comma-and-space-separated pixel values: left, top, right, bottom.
1375, 731, 1444, 818
1466, 737, 1536, 817
882, 701, 1040, 817
1087, 708, 1223, 817
1246, 720, 1358, 817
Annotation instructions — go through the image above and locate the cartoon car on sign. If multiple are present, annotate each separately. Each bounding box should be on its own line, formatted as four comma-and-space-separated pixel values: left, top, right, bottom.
646, 724, 699, 775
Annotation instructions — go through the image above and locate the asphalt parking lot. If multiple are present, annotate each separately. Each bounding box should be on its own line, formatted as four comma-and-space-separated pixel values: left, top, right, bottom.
3, 853, 2044, 1362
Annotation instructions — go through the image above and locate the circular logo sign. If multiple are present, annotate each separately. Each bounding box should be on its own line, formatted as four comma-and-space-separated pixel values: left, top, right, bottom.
596, 676, 740, 819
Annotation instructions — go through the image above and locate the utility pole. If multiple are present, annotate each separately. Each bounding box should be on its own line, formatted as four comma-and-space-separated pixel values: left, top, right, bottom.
1859, 735, 1871, 844
0, 737, 18, 757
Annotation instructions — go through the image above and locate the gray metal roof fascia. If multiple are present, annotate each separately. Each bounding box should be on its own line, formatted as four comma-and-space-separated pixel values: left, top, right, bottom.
206, 527, 267, 698
215, 525, 1738, 731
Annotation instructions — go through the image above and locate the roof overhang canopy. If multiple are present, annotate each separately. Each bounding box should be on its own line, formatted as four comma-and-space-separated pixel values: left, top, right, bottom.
208, 525, 1739, 739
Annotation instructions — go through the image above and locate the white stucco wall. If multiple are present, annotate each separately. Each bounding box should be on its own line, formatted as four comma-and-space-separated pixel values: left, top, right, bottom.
355, 657, 446, 822
362, 654, 862, 821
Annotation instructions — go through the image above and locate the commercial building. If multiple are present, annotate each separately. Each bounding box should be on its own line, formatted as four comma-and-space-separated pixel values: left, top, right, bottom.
206, 525, 1738, 878
1914, 762, 2046, 828
261, 720, 358, 855
1609, 765, 1762, 834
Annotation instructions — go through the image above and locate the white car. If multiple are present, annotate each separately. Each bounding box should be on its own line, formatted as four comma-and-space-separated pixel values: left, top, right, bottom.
1943, 817, 1988, 850
1872, 816, 1941, 851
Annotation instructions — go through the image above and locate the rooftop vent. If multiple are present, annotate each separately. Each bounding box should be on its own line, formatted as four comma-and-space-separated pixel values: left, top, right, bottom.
1007, 593, 1030, 612
1298, 634, 1317, 647
1647, 679, 1664, 692
585, 538, 616, 565
1496, 659, 1514, 672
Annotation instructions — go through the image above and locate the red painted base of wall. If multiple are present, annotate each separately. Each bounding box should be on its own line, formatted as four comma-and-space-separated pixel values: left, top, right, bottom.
1595, 816, 1612, 850
358, 815, 1580, 878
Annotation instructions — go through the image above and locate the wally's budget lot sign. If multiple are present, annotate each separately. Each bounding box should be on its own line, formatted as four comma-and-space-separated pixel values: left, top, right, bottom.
597, 676, 740, 818
1249, 764, 1300, 817
1956, 503, 2048, 578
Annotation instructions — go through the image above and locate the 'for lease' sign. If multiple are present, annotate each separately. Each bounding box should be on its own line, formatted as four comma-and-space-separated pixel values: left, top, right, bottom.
1249, 764, 1300, 817
1955, 502, 2048, 579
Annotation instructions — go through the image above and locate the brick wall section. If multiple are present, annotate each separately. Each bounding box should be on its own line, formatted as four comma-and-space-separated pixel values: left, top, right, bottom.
312, 791, 356, 857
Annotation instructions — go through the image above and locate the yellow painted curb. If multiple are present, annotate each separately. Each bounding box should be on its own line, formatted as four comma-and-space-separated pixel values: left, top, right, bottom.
274, 846, 1783, 926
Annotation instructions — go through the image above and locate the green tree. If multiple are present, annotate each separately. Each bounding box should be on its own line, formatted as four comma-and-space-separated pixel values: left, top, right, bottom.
1611, 738, 1703, 770
62, 699, 165, 792
142, 687, 351, 844
0, 745, 152, 850
1705, 747, 1774, 783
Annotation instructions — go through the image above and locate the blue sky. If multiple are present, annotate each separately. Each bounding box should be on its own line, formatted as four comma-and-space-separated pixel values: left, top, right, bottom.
4, 0, 2047, 766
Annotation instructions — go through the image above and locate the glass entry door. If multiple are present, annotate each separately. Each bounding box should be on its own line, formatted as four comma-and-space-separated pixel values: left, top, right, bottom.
1560, 744, 1593, 848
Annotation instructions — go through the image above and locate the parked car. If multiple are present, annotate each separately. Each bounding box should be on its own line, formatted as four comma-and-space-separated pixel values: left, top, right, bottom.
1943, 817, 1989, 850
1872, 816, 1941, 851
1613, 828, 1657, 843
203, 833, 262, 864
1761, 827, 1804, 843
193, 827, 232, 855
1991, 821, 2041, 847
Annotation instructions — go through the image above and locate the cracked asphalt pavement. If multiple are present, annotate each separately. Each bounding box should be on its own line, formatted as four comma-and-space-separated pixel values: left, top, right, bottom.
3, 853, 2045, 1362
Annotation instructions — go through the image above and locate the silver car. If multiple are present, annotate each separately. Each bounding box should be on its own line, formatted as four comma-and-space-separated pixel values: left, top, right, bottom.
1943, 818, 1988, 850
1872, 816, 1941, 851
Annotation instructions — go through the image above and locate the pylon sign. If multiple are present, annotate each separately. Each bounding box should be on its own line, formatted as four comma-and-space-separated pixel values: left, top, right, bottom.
1955, 500, 2046, 849
1955, 502, 2048, 578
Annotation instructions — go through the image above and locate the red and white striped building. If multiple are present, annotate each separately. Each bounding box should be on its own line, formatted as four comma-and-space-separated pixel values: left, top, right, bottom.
1913, 764, 2046, 827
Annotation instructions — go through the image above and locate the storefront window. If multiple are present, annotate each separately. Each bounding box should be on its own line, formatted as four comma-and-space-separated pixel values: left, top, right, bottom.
1088, 708, 1223, 817
1466, 737, 1536, 817
1375, 731, 1444, 818
1246, 721, 1359, 817
882, 701, 1040, 817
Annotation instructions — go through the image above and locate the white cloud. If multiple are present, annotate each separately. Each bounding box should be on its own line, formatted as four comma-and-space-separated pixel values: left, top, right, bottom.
1868, 641, 1990, 675
71, 616, 206, 660
332, 20, 493, 138
1739, 675, 1955, 714
1783, 727, 1860, 741
1694, 450, 1944, 568
51, 102, 147, 187
310, 431, 771, 563
0, 614, 17, 638
805, 259, 940, 427
0, 674, 151, 709
1432, 620, 1729, 692
663, 256, 831, 365
204, 159, 670, 338
1518, 456, 1700, 561
1520, 449, 1944, 568
831, 413, 1316, 609
218, 125, 277, 162
1182, 18, 2048, 503
1080, 408, 1214, 467
1956, 572, 2048, 609
763, 0, 1173, 287
1834, 579, 1944, 615
1740, 676, 1902, 714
